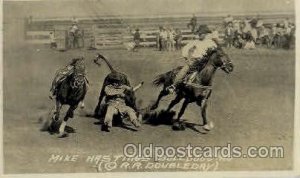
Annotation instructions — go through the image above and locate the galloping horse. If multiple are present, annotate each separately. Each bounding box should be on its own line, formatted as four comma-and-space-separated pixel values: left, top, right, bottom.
150, 48, 233, 130
45, 58, 88, 137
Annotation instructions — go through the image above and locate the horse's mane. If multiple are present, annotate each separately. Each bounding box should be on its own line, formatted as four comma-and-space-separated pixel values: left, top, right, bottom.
73, 61, 85, 75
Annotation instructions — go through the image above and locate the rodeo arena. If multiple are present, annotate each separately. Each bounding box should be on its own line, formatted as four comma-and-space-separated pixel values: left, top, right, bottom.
27, 13, 295, 133
3, 5, 296, 173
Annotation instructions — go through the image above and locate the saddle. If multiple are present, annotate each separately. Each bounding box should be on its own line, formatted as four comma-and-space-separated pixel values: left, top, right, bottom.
177, 59, 207, 84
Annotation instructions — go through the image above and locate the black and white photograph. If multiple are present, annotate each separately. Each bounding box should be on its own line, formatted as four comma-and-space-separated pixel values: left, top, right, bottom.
1, 0, 299, 177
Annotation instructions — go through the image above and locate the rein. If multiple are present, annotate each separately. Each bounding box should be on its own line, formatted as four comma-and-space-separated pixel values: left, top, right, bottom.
211, 62, 218, 69
185, 82, 212, 90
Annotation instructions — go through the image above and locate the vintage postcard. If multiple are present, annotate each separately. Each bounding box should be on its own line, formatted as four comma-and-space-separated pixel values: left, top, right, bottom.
1, 0, 299, 177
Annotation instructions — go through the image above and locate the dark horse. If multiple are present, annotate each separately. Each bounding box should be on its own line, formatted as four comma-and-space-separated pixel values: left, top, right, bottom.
150, 48, 233, 131
44, 58, 88, 137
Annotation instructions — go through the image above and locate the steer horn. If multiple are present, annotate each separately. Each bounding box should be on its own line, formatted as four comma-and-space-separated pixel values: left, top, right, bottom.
133, 82, 144, 92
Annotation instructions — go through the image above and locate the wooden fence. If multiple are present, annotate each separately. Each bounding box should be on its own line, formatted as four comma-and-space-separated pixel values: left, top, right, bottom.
24, 14, 294, 49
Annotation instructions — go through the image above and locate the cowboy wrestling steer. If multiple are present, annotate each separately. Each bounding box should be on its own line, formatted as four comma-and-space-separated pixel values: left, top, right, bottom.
93, 53, 143, 132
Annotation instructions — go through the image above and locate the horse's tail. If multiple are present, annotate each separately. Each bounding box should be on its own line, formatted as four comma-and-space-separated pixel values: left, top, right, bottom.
153, 73, 169, 86
152, 67, 181, 87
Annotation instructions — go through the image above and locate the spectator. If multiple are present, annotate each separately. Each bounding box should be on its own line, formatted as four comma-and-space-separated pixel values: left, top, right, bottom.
187, 14, 197, 33
240, 21, 245, 34
257, 26, 270, 47
69, 22, 79, 48
250, 27, 258, 43
133, 28, 141, 52
243, 17, 252, 34
225, 22, 234, 48
156, 26, 163, 50
289, 24, 295, 49
174, 28, 183, 50
166, 27, 175, 51
233, 34, 244, 49
249, 17, 258, 28
283, 24, 293, 49
273, 23, 284, 48
233, 20, 242, 34
160, 27, 168, 51
270, 23, 277, 47
244, 32, 255, 49
158, 27, 164, 51
77, 30, 84, 48
49, 32, 57, 49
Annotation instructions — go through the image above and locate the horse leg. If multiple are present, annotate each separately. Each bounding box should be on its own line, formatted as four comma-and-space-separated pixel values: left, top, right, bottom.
45, 100, 62, 133
53, 100, 62, 121
201, 99, 208, 125
199, 99, 213, 131
166, 94, 183, 112
94, 88, 105, 116
197, 93, 214, 131
173, 99, 189, 130
58, 105, 77, 137
150, 88, 168, 110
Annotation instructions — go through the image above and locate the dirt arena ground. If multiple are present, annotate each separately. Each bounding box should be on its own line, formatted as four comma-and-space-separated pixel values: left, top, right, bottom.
3, 44, 295, 173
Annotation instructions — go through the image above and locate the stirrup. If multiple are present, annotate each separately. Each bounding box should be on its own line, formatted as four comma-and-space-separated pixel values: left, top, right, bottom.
49, 93, 56, 100
49, 94, 55, 100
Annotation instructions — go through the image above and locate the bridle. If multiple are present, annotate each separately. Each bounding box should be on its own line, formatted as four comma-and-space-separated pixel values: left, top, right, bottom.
71, 73, 85, 89
211, 51, 232, 70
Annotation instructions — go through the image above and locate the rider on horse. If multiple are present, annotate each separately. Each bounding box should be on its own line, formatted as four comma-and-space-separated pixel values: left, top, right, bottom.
167, 24, 220, 93
49, 57, 86, 99
101, 74, 141, 132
